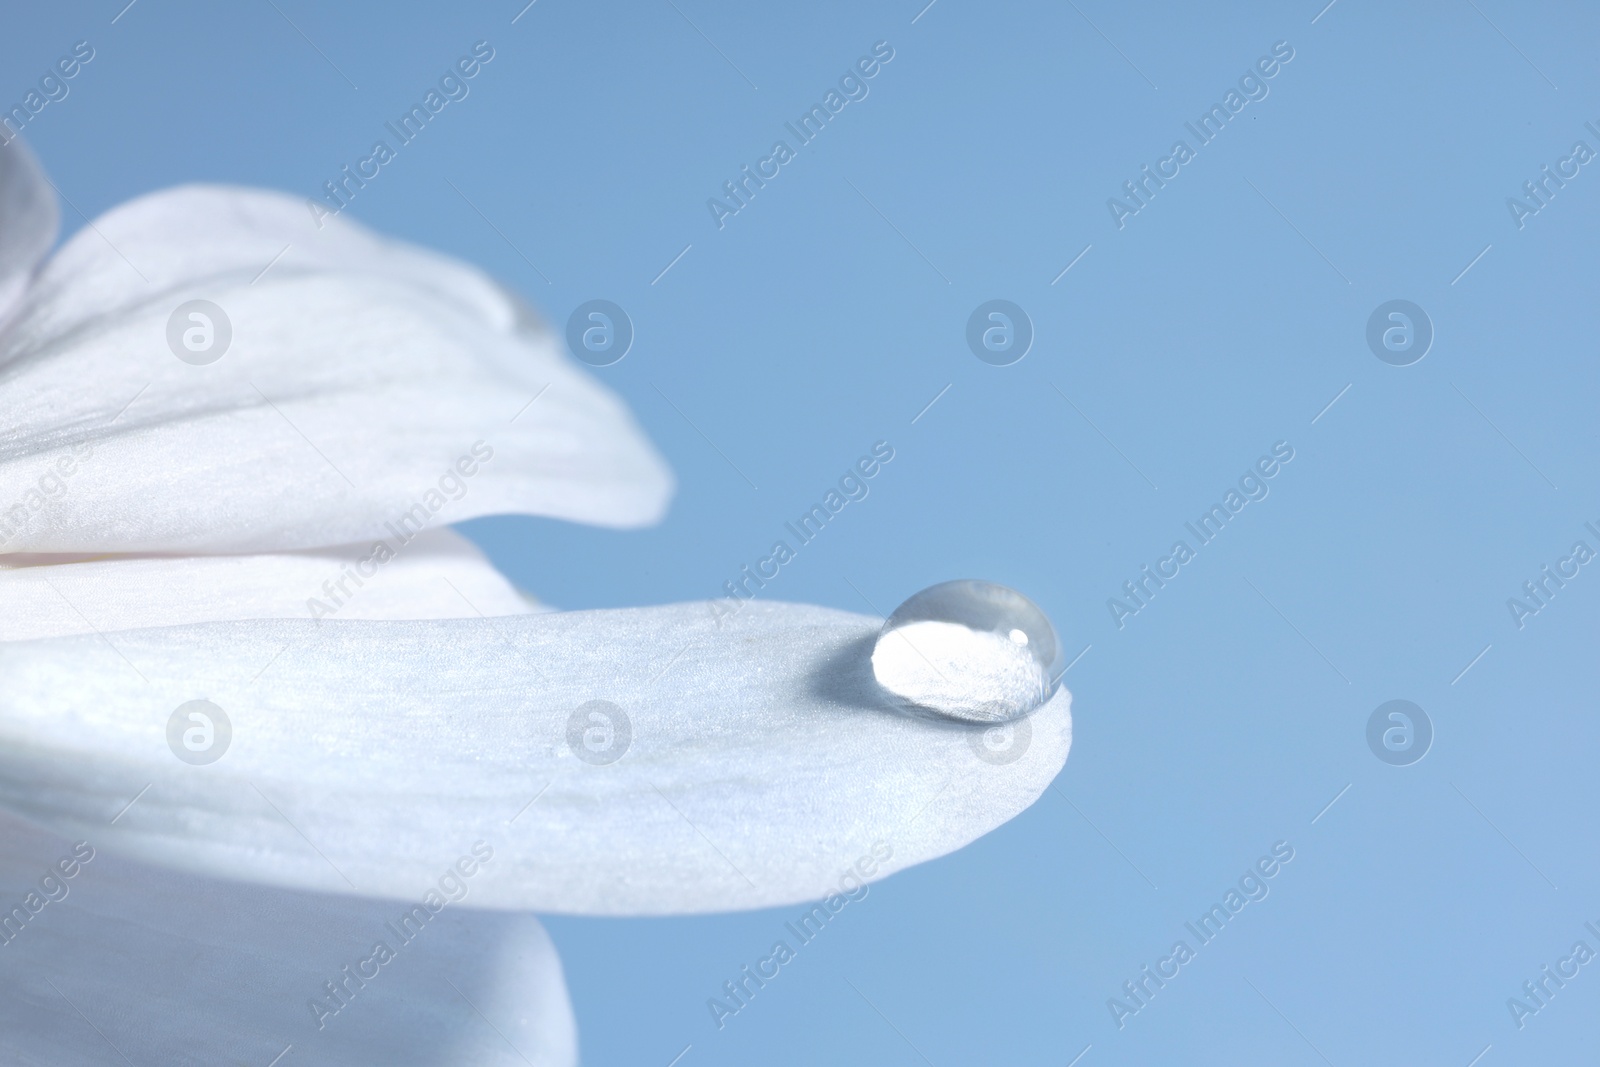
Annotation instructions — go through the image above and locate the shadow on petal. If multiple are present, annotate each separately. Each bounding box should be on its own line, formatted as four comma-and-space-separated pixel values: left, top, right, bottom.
0, 810, 576, 1066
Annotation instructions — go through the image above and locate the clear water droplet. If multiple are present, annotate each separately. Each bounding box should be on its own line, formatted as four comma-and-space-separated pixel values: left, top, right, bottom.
871, 580, 1061, 723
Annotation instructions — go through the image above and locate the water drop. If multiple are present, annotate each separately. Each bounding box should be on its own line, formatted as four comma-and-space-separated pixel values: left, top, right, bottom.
871, 580, 1061, 723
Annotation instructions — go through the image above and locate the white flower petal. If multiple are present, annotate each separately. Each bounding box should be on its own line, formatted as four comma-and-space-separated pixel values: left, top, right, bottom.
0, 140, 57, 330
0, 184, 671, 554
0, 810, 576, 1066
0, 528, 538, 641
0, 601, 1070, 915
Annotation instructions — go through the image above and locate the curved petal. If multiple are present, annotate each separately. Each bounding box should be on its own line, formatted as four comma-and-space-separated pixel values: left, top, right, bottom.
0, 139, 57, 330
0, 528, 539, 641
0, 184, 671, 554
0, 601, 1070, 916
0, 810, 577, 1066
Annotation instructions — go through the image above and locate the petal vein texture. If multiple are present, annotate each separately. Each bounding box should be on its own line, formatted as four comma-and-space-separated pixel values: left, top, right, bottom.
0, 601, 1071, 915
0, 185, 671, 554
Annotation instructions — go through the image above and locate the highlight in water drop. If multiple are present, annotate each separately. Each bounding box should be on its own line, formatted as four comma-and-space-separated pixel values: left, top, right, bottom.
870, 580, 1061, 723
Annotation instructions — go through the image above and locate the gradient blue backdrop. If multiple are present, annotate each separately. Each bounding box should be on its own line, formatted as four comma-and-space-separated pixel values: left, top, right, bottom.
7, 1, 1599, 1063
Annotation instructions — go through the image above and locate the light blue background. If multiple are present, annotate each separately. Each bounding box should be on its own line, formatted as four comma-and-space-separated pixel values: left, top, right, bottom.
8, 1, 1599, 1063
